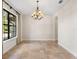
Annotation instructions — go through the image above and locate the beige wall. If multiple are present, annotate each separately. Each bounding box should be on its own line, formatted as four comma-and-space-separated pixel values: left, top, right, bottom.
22, 15, 56, 41
17, 14, 22, 44
54, 0, 77, 57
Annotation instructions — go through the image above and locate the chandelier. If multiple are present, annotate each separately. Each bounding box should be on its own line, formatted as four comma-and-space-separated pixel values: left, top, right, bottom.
32, 0, 44, 20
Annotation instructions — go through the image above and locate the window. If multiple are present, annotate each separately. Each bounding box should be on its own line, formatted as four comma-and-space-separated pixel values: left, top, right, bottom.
3, 9, 16, 41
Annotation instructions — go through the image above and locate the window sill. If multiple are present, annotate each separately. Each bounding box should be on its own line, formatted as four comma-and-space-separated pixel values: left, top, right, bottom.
3, 36, 17, 43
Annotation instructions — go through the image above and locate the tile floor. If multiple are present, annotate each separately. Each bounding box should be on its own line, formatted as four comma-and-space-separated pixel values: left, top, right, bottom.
3, 41, 76, 59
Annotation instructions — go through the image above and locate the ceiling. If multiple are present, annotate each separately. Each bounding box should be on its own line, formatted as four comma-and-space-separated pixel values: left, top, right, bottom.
6, 0, 69, 16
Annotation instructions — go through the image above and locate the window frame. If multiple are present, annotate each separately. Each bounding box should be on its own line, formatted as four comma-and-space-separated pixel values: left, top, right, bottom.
3, 9, 16, 41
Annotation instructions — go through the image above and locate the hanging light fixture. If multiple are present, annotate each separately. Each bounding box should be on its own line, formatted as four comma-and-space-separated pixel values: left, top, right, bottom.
32, 0, 44, 20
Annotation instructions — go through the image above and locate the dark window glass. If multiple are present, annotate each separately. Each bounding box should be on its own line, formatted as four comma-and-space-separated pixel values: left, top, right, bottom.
2, 9, 16, 41
2, 10, 8, 41
9, 14, 16, 38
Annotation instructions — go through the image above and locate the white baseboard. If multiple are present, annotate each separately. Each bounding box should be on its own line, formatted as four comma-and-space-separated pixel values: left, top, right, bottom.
21, 39, 57, 42
58, 42, 77, 57
22, 39, 56, 41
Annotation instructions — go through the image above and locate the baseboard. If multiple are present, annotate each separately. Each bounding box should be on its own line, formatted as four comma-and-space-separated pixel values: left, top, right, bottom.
58, 42, 77, 57
21, 39, 58, 43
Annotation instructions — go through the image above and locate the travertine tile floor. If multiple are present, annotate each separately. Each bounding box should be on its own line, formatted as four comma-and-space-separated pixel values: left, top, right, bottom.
3, 41, 76, 59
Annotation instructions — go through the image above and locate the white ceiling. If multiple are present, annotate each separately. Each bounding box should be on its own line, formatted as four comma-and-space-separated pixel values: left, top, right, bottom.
6, 0, 69, 16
